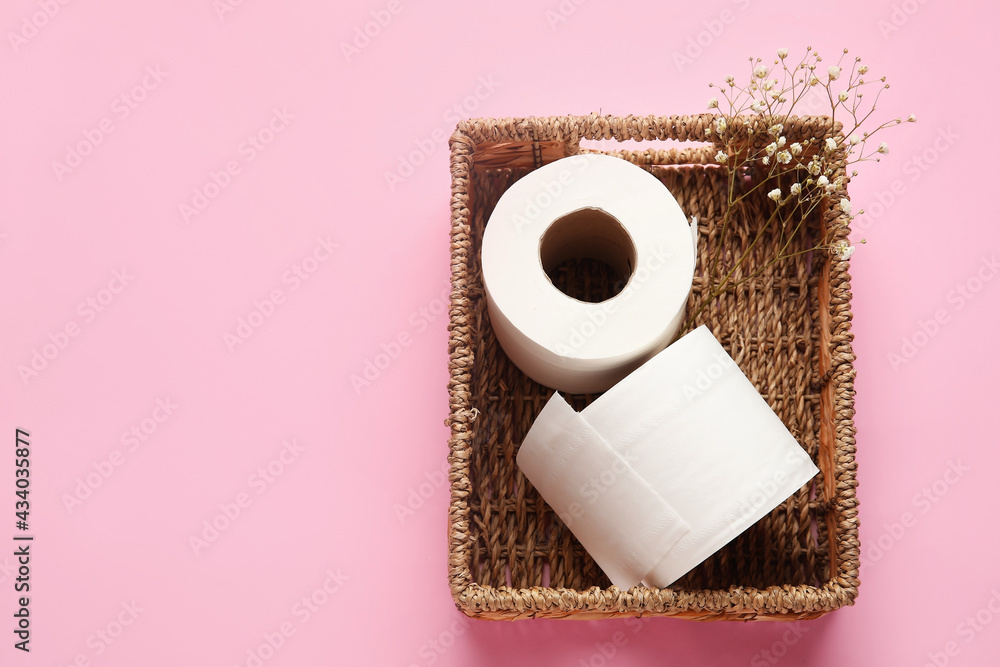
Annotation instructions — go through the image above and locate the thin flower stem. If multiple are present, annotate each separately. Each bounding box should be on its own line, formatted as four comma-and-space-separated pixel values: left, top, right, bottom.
695, 48, 909, 321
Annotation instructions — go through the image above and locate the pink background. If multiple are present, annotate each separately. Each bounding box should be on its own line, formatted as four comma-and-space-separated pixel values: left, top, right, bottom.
2, 0, 998, 665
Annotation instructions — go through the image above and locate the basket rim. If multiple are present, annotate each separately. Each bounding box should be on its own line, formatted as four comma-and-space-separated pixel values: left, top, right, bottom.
445, 113, 859, 620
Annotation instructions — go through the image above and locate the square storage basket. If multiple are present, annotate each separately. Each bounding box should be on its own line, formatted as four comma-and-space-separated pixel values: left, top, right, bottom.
446, 114, 859, 621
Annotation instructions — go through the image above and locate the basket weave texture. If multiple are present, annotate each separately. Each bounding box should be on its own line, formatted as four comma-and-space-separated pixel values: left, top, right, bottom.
446, 114, 859, 621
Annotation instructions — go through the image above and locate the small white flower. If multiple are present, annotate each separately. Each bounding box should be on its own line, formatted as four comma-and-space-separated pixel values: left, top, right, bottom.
777, 150, 792, 164
715, 150, 728, 164
790, 142, 803, 156
835, 241, 855, 260
809, 76, 820, 86
754, 65, 769, 78
768, 188, 781, 201
751, 100, 765, 112
833, 176, 844, 189
777, 48, 789, 59
849, 134, 860, 145
768, 123, 784, 136
708, 97, 719, 109
858, 64, 869, 75
777, 136, 786, 148
725, 75, 735, 85
877, 142, 890, 154
765, 142, 778, 156
825, 137, 837, 151
716, 117, 727, 133
762, 155, 770, 165
840, 198, 852, 215
907, 113, 917, 122
705, 125, 713, 136
790, 183, 802, 196
808, 160, 822, 176
817, 175, 829, 187
838, 90, 849, 102
763, 79, 774, 91
828, 66, 841, 80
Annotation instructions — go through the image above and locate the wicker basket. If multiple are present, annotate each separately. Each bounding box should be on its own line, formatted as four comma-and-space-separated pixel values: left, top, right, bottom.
446, 114, 859, 621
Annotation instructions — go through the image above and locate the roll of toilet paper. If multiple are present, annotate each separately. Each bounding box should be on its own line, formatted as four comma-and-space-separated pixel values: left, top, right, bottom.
516, 326, 819, 589
482, 153, 696, 394
516, 392, 692, 588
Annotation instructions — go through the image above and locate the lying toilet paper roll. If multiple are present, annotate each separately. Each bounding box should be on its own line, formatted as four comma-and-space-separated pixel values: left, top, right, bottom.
516, 326, 819, 589
481, 153, 696, 394
516, 393, 692, 588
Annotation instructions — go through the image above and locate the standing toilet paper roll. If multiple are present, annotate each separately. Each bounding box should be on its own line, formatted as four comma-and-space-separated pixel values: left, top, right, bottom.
516, 326, 820, 589
481, 153, 696, 394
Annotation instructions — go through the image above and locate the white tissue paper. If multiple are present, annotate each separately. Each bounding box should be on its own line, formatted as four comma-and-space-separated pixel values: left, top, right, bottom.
481, 153, 697, 394
516, 325, 820, 589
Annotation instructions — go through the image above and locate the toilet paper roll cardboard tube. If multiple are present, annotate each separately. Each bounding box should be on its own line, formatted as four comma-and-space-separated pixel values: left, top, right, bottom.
539, 207, 637, 291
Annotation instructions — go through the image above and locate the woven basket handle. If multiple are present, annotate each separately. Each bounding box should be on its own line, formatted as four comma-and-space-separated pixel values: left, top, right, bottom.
456, 114, 719, 169
454, 114, 837, 169
567, 113, 720, 166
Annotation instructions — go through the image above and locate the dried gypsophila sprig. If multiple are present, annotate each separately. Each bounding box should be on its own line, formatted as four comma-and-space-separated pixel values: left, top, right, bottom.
690, 46, 915, 324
